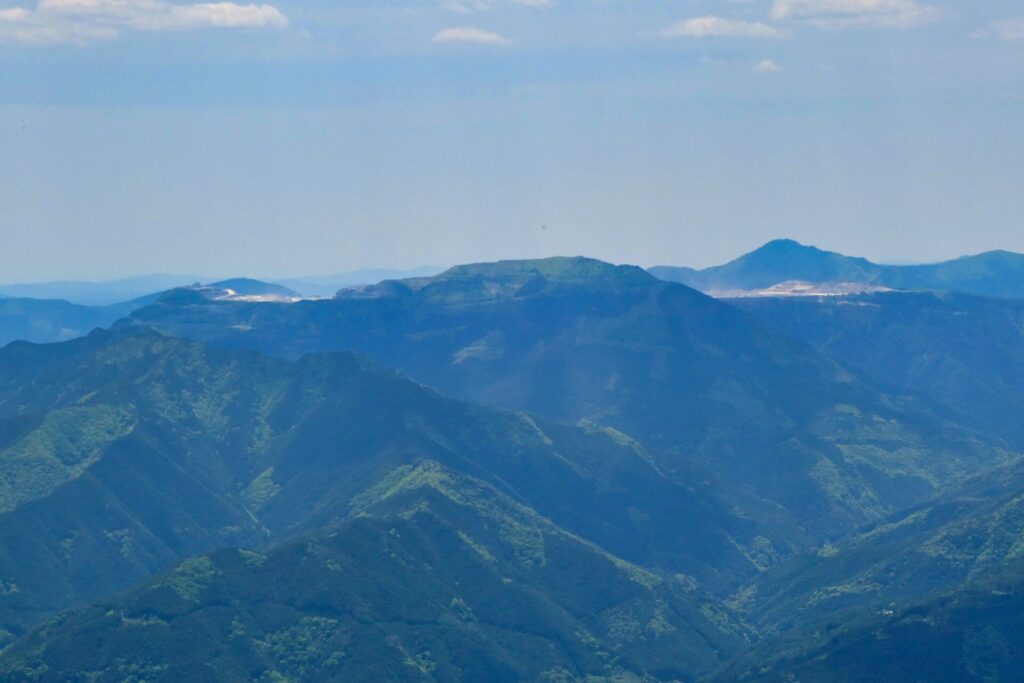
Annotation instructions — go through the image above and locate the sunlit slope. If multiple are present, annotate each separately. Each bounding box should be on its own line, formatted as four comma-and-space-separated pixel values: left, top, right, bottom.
0, 328, 784, 640
125, 257, 1017, 538
0, 461, 752, 682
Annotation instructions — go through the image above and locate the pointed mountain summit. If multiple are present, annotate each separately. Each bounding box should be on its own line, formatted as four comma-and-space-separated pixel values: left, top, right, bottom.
650, 240, 882, 293
651, 240, 1024, 298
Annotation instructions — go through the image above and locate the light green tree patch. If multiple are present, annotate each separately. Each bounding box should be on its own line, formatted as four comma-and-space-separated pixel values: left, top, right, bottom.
0, 405, 136, 513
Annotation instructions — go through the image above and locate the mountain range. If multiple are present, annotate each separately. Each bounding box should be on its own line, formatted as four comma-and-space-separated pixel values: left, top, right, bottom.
0, 295, 155, 347
0, 275, 209, 307
651, 239, 1024, 299
0, 267, 445, 306
0, 251, 1022, 680
0, 327, 779, 671
122, 257, 1016, 541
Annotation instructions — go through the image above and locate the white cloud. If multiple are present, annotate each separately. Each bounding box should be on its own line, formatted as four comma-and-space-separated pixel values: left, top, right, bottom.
0, 0, 288, 45
972, 17, 1024, 42
662, 16, 787, 39
433, 26, 511, 45
442, 0, 549, 12
754, 58, 782, 72
770, 0, 940, 29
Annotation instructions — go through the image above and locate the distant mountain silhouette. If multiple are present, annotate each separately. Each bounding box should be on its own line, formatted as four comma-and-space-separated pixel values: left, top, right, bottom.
0, 275, 208, 306
205, 278, 300, 298
279, 266, 445, 297
0, 295, 158, 346
651, 239, 1024, 299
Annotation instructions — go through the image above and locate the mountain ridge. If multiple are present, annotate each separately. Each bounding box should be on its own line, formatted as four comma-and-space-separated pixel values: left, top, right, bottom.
122, 257, 1018, 542
0, 326, 799, 642
651, 240, 1024, 299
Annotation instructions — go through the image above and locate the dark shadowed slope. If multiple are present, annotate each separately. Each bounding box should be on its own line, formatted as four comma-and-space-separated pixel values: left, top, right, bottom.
0, 461, 751, 682
731, 290, 1024, 447
0, 296, 156, 346
730, 457, 1024, 641
0, 328, 794, 642
122, 257, 1016, 539
651, 239, 1024, 299
718, 563, 1024, 682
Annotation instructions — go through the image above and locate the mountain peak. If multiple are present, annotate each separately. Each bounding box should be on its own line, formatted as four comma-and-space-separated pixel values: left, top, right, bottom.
754, 238, 816, 253
652, 240, 880, 292
338, 256, 657, 303
744, 239, 838, 263
435, 256, 653, 285
205, 278, 300, 299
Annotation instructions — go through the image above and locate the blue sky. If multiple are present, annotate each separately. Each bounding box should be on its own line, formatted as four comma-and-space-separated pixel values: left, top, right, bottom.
1, 0, 1023, 281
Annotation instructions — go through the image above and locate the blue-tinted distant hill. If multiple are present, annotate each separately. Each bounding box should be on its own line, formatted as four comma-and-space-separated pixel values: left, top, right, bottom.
278, 267, 445, 298
0, 270, 446, 304
0, 275, 208, 306
0, 295, 158, 346
207, 278, 300, 298
650, 239, 1024, 299
0, 280, 299, 347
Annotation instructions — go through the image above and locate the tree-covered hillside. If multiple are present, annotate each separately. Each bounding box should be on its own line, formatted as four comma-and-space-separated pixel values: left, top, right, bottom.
123, 257, 1017, 539
0, 460, 751, 682
731, 290, 1024, 447
0, 328, 791, 651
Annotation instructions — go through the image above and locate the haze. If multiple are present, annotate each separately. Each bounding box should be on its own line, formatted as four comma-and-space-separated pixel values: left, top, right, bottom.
2, 0, 1023, 282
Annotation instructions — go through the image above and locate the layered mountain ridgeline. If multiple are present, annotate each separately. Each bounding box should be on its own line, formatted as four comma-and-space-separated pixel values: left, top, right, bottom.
688, 457, 1024, 680
122, 257, 1018, 539
0, 279, 298, 348
717, 564, 1024, 682
731, 457, 1024, 634
0, 461, 751, 682
0, 275, 206, 307
0, 328, 794, 645
730, 291, 1024, 447
0, 296, 155, 346
2, 260, 1023, 680
650, 239, 1024, 299
278, 267, 446, 298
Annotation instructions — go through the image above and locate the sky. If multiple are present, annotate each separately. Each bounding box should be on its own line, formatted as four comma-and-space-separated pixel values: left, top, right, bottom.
1, 0, 1023, 281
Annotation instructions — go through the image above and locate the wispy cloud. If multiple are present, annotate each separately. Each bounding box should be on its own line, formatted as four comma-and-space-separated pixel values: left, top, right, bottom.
0, 0, 288, 45
433, 26, 511, 45
442, 0, 549, 12
770, 0, 940, 29
972, 17, 1024, 42
754, 58, 782, 73
663, 16, 787, 39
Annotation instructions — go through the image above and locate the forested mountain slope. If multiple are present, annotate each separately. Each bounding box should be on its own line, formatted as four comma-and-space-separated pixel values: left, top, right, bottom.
0, 328, 789, 644
123, 257, 1017, 539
